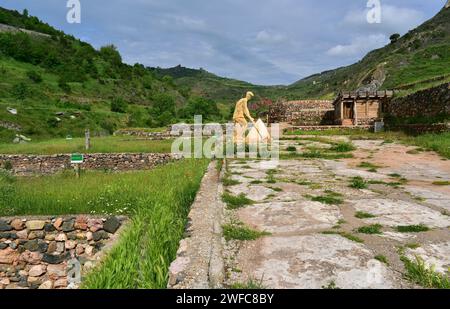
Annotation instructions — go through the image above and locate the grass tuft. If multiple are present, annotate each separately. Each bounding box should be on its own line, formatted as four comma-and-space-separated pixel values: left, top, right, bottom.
374, 255, 389, 265
222, 193, 254, 210
355, 211, 377, 219
357, 224, 383, 234
223, 223, 270, 241
400, 255, 450, 289
349, 177, 368, 189
396, 224, 430, 233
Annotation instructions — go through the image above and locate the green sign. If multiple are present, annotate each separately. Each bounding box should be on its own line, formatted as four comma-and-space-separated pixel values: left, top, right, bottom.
71, 154, 84, 164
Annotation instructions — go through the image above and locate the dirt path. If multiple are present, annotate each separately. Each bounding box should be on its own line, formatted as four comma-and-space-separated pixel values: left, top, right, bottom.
222, 137, 450, 289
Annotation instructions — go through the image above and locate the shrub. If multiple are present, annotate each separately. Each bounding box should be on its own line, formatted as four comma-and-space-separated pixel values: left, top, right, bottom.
26, 70, 42, 83
110, 97, 128, 113
12, 82, 28, 99
349, 177, 368, 189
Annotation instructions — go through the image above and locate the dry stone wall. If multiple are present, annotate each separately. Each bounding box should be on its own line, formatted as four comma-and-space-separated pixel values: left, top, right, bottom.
0, 216, 126, 289
0, 153, 181, 176
269, 100, 335, 125
387, 83, 450, 119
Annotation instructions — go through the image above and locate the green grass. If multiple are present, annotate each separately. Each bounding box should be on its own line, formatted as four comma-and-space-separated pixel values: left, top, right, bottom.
405, 243, 421, 250
349, 177, 368, 189
432, 181, 450, 186
400, 255, 450, 289
358, 162, 381, 169
396, 224, 430, 233
322, 231, 364, 243
250, 180, 264, 185
375, 255, 389, 265
356, 224, 383, 234
286, 146, 297, 152
50, 159, 208, 289
231, 278, 265, 289
283, 150, 353, 160
329, 142, 356, 153
222, 173, 241, 187
222, 223, 270, 241
268, 186, 282, 192
309, 191, 344, 205
0, 136, 174, 155
355, 211, 377, 219
222, 193, 254, 210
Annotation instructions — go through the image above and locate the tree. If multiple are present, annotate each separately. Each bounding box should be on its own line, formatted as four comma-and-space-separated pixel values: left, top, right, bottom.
179, 97, 220, 121
389, 33, 400, 44
99, 44, 122, 67
150, 93, 176, 116
23, 9, 29, 18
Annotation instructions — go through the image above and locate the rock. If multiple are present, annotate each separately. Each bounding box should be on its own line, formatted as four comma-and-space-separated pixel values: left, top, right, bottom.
42, 253, 69, 264
86, 232, 93, 241
47, 241, 57, 254
0, 220, 12, 232
65, 240, 77, 250
19, 251, 42, 264
9, 242, 18, 250
61, 220, 75, 232
75, 233, 86, 240
18, 270, 28, 277
74, 216, 88, 230
16, 230, 28, 240
44, 223, 56, 232
87, 219, 103, 232
93, 230, 109, 241
28, 231, 45, 240
0, 277, 11, 286
45, 234, 56, 241
85, 246, 95, 256
27, 276, 41, 285
28, 265, 46, 277
38, 240, 48, 253
75, 245, 84, 255
0, 248, 19, 264
0, 232, 16, 239
56, 242, 65, 253
55, 233, 67, 242
53, 218, 63, 230
26, 221, 46, 231
0, 243, 7, 250
103, 217, 121, 233
38, 280, 53, 289
10, 219, 25, 231
47, 264, 67, 278
24, 240, 39, 252
54, 278, 67, 288
66, 232, 78, 240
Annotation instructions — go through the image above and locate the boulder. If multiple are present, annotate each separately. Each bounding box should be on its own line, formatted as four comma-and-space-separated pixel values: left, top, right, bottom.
28, 265, 46, 277
0, 248, 19, 264
26, 221, 46, 231
103, 217, 121, 233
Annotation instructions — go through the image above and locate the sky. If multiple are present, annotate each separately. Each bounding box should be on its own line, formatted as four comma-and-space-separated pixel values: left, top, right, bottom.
0, 0, 446, 85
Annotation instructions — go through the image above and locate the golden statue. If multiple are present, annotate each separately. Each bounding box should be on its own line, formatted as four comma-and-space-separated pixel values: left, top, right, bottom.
233, 91, 255, 143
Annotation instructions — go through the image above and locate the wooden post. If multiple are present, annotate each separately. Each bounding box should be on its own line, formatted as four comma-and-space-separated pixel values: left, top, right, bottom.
85, 129, 90, 151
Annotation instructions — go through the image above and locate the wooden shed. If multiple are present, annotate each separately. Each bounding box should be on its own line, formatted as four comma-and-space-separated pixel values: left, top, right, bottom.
333, 90, 394, 126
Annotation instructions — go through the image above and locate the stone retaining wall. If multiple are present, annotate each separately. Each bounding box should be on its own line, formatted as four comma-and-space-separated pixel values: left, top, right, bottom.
269, 100, 335, 125
387, 83, 450, 119
0, 215, 126, 289
0, 153, 181, 176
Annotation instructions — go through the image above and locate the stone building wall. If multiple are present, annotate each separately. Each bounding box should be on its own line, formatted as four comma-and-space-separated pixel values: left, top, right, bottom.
0, 216, 126, 289
387, 83, 450, 119
269, 100, 335, 125
0, 153, 181, 176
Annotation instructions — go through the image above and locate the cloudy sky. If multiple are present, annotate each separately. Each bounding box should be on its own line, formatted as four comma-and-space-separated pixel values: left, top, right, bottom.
0, 0, 446, 85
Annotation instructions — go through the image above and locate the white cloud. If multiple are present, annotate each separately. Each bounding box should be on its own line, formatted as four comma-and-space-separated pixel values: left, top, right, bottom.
255, 30, 287, 44
326, 34, 388, 57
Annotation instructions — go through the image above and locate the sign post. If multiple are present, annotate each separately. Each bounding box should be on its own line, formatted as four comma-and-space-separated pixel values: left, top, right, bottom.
71, 154, 84, 178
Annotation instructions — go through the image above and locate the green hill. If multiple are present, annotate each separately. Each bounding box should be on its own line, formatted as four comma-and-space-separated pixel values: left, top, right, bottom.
0, 5, 449, 143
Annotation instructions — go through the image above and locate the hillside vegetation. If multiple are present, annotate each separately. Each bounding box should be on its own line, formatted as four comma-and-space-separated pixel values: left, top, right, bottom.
0, 7, 224, 143
0, 5, 449, 143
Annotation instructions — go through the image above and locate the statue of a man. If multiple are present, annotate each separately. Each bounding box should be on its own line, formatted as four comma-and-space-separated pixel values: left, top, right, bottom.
233, 91, 255, 143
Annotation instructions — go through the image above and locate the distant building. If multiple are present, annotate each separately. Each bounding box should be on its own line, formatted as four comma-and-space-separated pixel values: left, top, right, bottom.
333, 90, 394, 126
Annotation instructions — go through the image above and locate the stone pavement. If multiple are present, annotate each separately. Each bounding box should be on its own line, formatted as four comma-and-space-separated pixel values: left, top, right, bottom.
222, 137, 450, 289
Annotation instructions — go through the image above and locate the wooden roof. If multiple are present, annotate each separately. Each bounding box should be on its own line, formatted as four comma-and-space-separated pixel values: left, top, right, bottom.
333, 90, 394, 105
